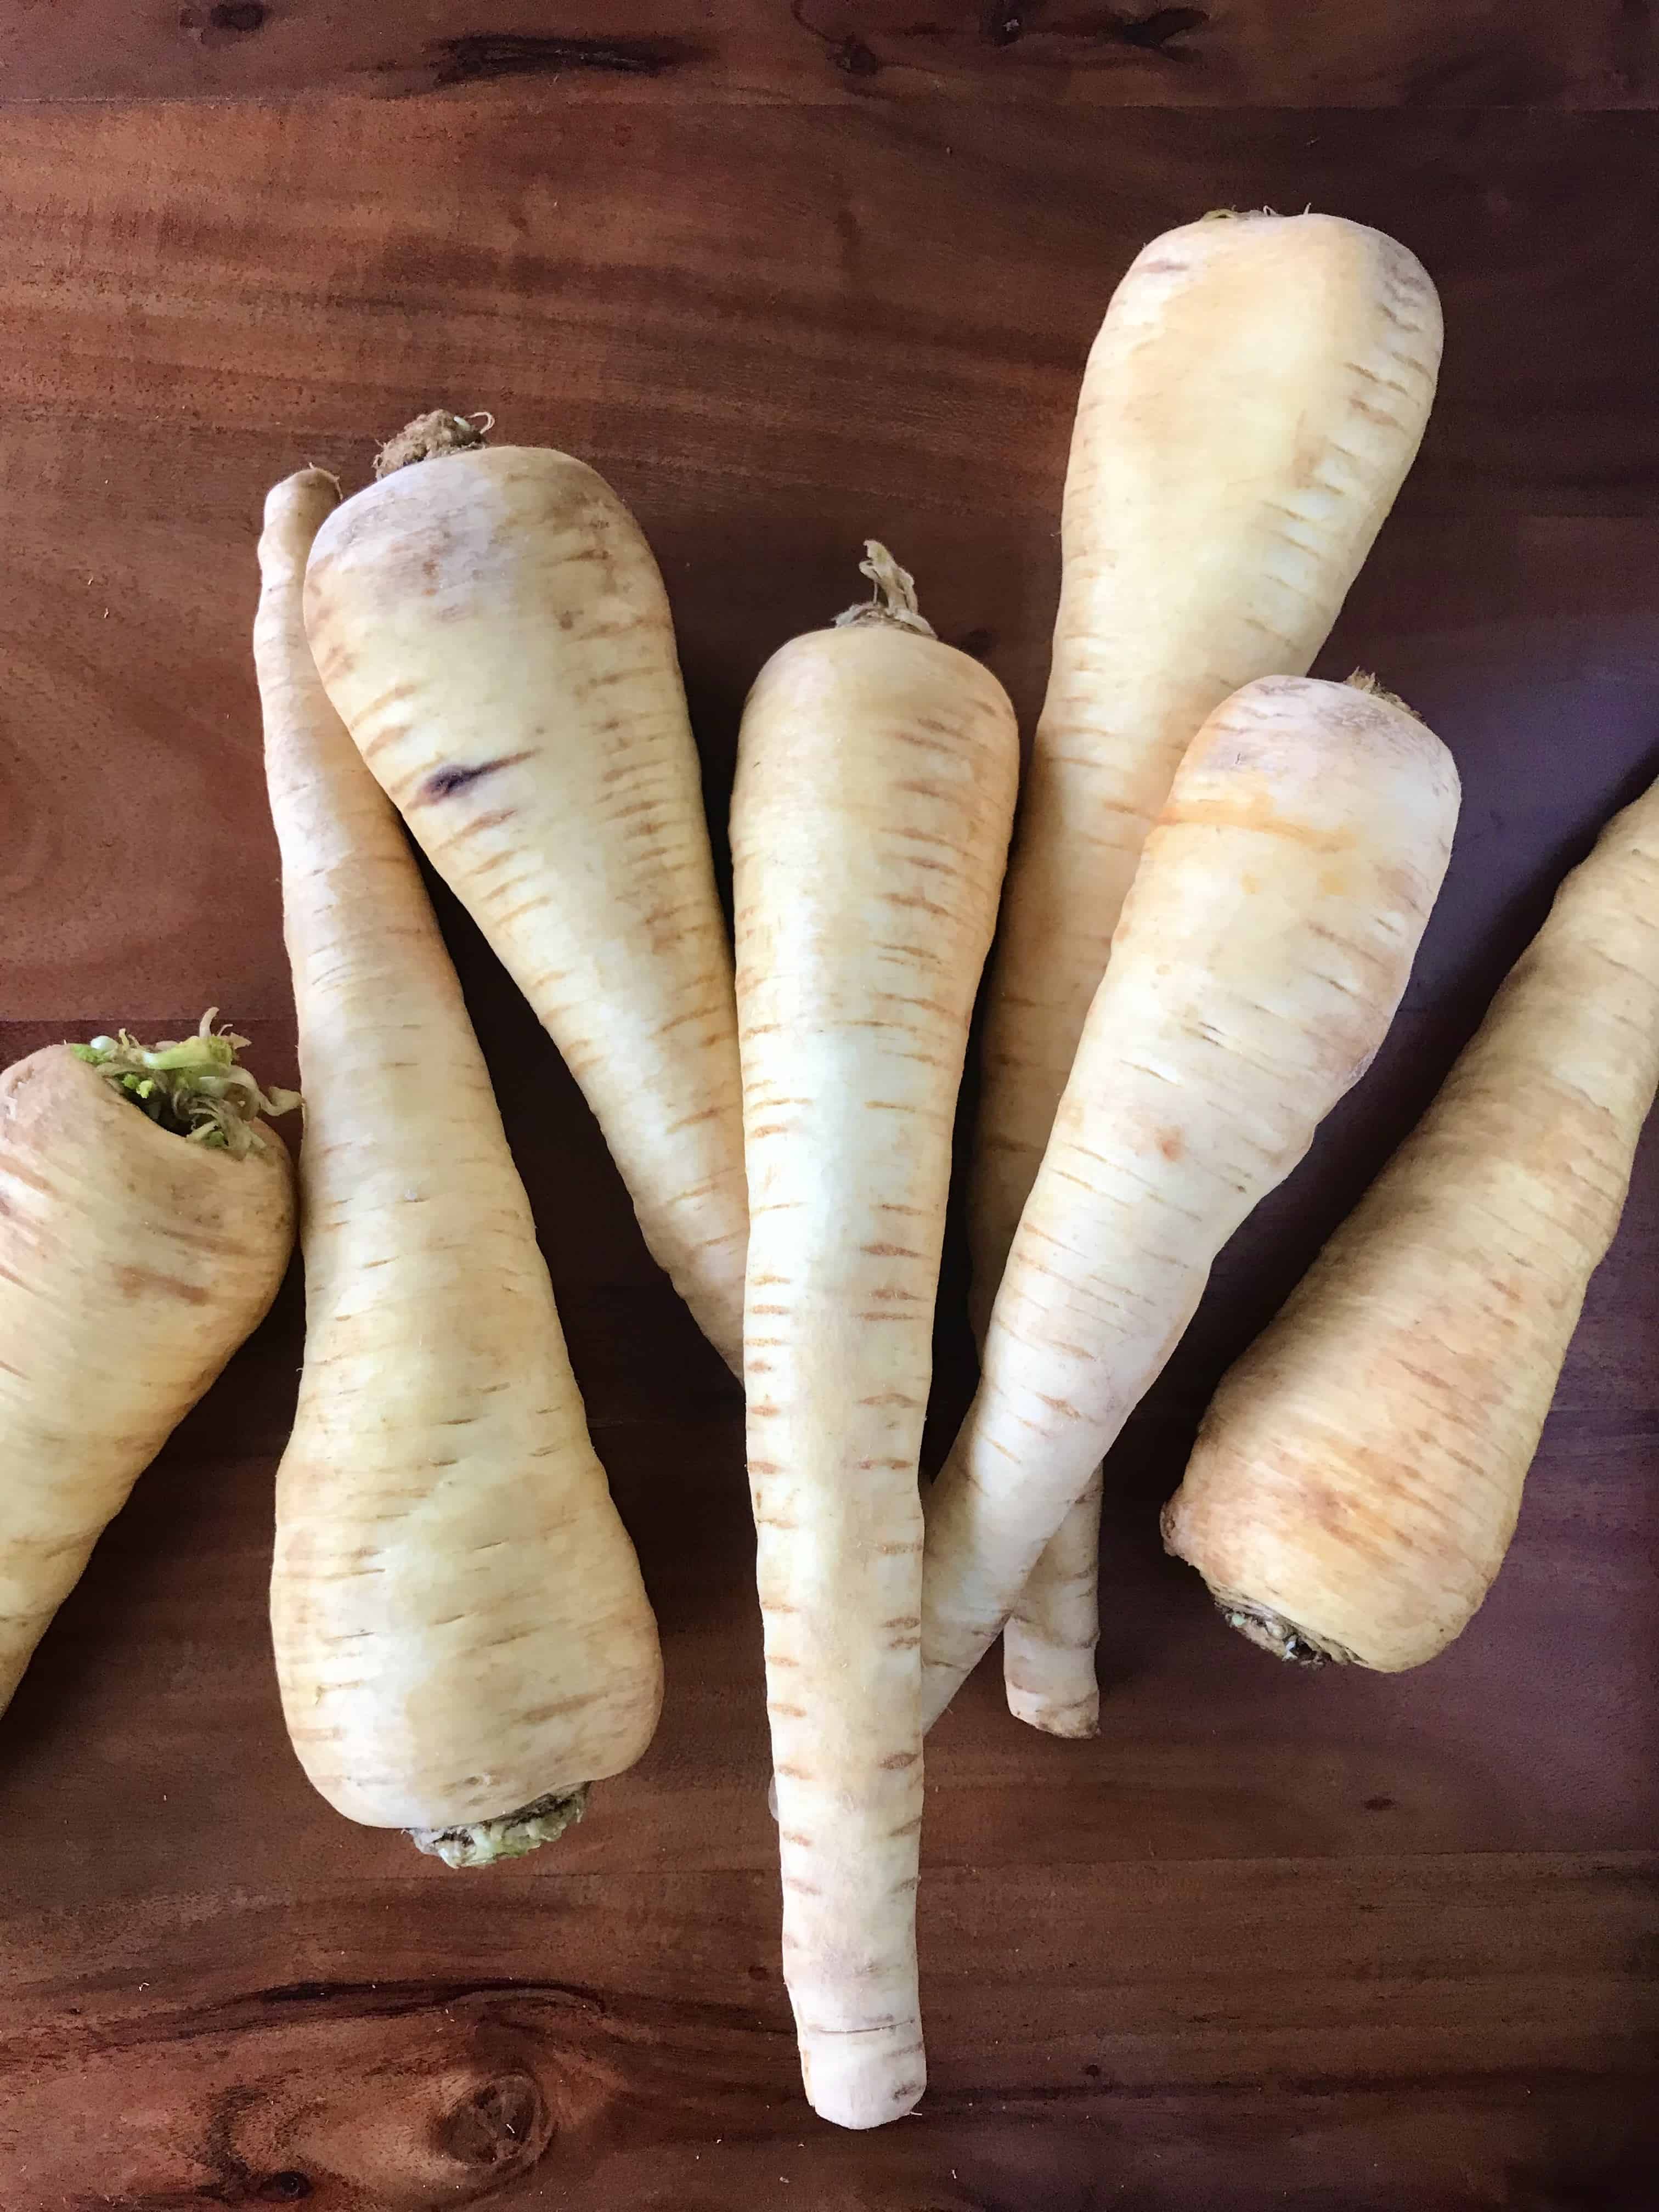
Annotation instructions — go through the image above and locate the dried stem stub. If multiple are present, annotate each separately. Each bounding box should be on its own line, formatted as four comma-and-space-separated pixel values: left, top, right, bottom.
833, 540, 936, 639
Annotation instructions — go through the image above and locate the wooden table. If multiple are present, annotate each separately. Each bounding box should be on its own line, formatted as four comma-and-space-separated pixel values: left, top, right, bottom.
2, 7, 1656, 2205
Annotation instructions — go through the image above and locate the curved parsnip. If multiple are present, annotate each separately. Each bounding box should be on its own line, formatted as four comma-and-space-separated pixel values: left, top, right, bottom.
1164, 774, 1659, 1672
303, 414, 747, 1370
922, 676, 1459, 1730
1, 1031, 294, 1717
261, 470, 662, 1864
978, 212, 1442, 1731
732, 549, 1017, 2129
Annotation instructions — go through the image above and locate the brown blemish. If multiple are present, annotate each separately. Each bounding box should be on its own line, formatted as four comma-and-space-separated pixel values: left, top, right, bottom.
115, 1266, 212, 1306
1168, 792, 1357, 853
419, 752, 535, 803
440, 807, 517, 843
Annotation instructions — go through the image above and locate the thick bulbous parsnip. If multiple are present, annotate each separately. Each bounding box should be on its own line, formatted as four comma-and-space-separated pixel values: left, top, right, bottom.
304, 414, 748, 1372
1165, 771, 1659, 1672
260, 469, 661, 1865
1, 1032, 294, 1716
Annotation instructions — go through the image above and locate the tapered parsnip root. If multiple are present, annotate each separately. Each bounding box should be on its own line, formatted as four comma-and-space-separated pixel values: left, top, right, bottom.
304, 413, 748, 1372
261, 469, 662, 1852
922, 675, 1459, 1730
1163, 772, 1659, 1673
733, 543, 1017, 2128
975, 212, 1442, 1731
1, 1030, 295, 1715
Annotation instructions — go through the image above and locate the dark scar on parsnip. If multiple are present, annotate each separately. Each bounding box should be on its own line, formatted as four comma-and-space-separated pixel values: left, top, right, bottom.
420, 754, 535, 802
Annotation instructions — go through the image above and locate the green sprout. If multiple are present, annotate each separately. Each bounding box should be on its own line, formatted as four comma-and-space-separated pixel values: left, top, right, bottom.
73, 1010, 301, 1159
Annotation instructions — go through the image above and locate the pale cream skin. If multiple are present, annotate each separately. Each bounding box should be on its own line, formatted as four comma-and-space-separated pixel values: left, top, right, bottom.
303, 421, 748, 1374
731, 557, 1017, 2130
260, 472, 661, 1864
1165, 772, 1659, 1673
974, 212, 1443, 1733
0, 1047, 293, 1715
923, 676, 1459, 1731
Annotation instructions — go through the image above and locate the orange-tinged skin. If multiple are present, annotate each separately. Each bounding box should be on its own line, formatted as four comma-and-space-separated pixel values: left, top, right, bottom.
0, 1048, 292, 1714
732, 614, 1017, 2129
978, 212, 1443, 1730
261, 471, 661, 1835
304, 444, 747, 1372
1164, 773, 1659, 1673
923, 676, 1459, 1730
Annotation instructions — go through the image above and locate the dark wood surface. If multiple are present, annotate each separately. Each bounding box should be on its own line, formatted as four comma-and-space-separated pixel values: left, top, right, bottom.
2, 8, 1657, 2206
4, 0, 1653, 109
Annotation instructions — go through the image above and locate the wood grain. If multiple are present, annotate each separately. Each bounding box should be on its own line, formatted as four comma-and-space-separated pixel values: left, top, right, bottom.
2, 1, 1654, 109
1, 55, 1657, 2212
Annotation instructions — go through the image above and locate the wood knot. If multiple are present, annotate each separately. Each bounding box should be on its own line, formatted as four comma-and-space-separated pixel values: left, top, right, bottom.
438, 2072, 551, 2173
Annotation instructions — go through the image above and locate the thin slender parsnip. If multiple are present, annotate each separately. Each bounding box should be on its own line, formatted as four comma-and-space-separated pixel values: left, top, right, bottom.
732, 548, 1017, 2128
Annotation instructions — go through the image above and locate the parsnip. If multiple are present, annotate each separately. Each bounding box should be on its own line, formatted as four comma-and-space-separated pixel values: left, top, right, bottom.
979, 211, 1443, 1731
922, 675, 1458, 1729
1164, 772, 1659, 1672
260, 469, 661, 1863
732, 547, 1017, 2128
1, 1020, 294, 1716
304, 412, 747, 1369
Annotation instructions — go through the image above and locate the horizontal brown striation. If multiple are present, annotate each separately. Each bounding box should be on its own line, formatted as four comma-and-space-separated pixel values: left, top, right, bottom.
0, 0, 1652, 108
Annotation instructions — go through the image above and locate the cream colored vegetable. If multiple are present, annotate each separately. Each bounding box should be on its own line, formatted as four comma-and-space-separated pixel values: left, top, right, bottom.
1, 1021, 294, 1716
1164, 771, 1659, 1672
304, 412, 747, 1371
260, 469, 661, 1865
732, 547, 1017, 2129
977, 211, 1443, 1733
923, 675, 1458, 1730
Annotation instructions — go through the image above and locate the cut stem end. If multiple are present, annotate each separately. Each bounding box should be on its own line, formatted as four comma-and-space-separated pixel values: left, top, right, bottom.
72, 1012, 299, 1159
375, 409, 492, 479
1345, 668, 1424, 723
1217, 1598, 1355, 1669
833, 539, 936, 638
407, 1784, 590, 1869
